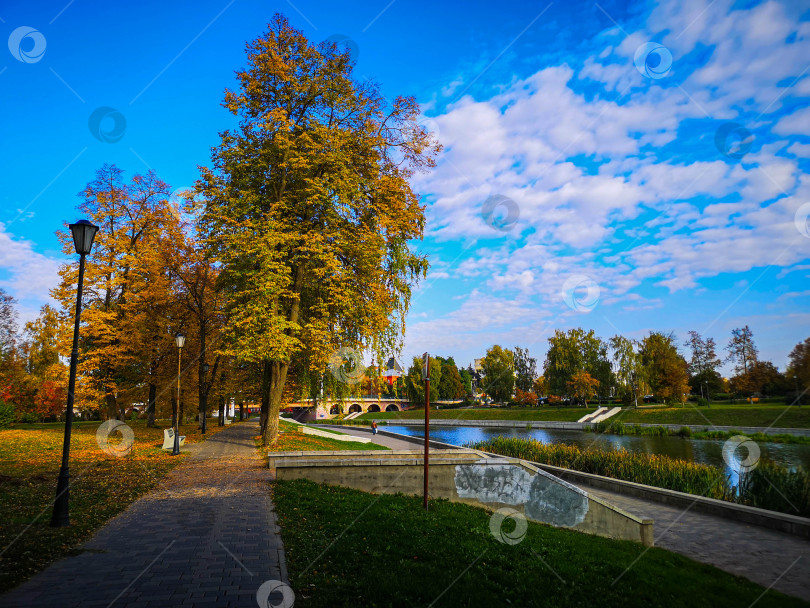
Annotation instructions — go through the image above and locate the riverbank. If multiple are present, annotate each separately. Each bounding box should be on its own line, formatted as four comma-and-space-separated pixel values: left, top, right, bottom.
324, 416, 810, 440
348, 403, 810, 430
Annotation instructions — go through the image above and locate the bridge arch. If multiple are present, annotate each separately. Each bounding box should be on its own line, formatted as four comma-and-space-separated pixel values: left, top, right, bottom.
348, 403, 362, 414
330, 405, 340, 415
385, 403, 399, 412
367, 403, 381, 413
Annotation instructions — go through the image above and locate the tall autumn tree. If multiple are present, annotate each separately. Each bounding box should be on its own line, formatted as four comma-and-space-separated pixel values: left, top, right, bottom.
640, 332, 689, 405
197, 15, 439, 444
53, 165, 176, 418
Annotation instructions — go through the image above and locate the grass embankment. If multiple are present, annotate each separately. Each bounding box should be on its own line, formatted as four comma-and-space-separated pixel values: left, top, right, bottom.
472, 437, 810, 518
592, 420, 810, 445
344, 404, 810, 430
273, 478, 804, 607
354, 407, 598, 422
614, 404, 810, 429
0, 418, 233, 593
260, 420, 388, 453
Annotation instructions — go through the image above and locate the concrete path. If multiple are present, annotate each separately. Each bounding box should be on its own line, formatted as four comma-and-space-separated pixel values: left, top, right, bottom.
319, 424, 440, 450
583, 485, 810, 602
325, 424, 810, 601
0, 420, 287, 608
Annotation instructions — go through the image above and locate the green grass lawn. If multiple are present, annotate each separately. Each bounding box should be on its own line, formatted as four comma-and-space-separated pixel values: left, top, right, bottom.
614, 403, 810, 429
273, 479, 805, 607
0, 418, 235, 592
350, 403, 810, 429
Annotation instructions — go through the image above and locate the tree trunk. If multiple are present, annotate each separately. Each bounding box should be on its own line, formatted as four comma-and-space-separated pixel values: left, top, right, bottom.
218, 395, 225, 426
264, 360, 290, 446
146, 382, 157, 427
260, 360, 270, 437
105, 393, 118, 420
239, 401, 244, 421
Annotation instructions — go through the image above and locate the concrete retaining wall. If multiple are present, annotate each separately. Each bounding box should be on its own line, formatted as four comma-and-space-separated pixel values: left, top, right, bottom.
270, 450, 654, 547
527, 461, 810, 538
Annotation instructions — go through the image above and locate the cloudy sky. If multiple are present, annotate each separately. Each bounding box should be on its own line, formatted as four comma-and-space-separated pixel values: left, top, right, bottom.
1, 0, 808, 375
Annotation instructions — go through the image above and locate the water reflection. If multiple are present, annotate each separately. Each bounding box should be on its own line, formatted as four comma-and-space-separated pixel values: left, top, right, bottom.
386, 425, 810, 486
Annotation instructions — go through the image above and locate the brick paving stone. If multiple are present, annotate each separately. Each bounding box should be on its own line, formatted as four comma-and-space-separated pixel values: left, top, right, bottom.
0, 420, 287, 608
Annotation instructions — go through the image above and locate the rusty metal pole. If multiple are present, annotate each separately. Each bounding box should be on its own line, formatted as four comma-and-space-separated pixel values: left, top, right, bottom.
423, 352, 430, 511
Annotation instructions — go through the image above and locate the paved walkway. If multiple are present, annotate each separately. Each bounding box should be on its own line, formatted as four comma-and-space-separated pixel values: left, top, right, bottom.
319, 424, 432, 450
328, 424, 810, 601
0, 420, 287, 608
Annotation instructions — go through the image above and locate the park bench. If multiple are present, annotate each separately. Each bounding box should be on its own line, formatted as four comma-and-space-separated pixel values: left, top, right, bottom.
224, 418, 232, 425
162, 428, 186, 450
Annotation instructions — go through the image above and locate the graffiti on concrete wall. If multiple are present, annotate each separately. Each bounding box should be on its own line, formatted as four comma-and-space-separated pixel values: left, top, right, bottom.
454, 460, 589, 528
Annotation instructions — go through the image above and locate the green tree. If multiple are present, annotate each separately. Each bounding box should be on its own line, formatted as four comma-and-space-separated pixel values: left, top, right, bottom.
640, 332, 689, 405
513, 346, 537, 393
726, 326, 759, 396
684, 330, 723, 397
197, 15, 439, 444
438, 361, 465, 399
609, 335, 644, 407
544, 329, 611, 399
405, 356, 441, 405
459, 368, 473, 396
788, 337, 810, 404
481, 345, 515, 402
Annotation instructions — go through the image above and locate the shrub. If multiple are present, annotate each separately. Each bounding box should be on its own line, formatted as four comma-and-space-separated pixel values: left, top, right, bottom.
677, 426, 692, 438
0, 400, 15, 429
696, 397, 709, 407
18, 412, 40, 424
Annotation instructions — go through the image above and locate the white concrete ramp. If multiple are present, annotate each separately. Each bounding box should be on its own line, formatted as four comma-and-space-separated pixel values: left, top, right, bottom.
344, 411, 362, 420
591, 407, 622, 423
578, 407, 606, 423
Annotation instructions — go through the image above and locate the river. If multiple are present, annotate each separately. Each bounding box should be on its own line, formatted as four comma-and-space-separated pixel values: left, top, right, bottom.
383, 424, 810, 485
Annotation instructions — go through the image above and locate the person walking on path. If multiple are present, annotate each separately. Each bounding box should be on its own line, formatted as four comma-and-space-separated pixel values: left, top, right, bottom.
371, 421, 378, 435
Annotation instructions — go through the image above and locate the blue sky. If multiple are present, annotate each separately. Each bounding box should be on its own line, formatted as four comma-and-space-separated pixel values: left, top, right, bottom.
1, 0, 808, 376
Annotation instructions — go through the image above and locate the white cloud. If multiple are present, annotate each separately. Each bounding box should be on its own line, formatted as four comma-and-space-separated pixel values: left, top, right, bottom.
0, 223, 64, 324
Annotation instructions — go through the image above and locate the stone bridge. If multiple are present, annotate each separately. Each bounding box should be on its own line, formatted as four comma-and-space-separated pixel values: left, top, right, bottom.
287, 397, 412, 419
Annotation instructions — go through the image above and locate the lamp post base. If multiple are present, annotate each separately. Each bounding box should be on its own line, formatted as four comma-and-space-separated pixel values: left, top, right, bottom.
172, 431, 180, 455
50, 467, 71, 527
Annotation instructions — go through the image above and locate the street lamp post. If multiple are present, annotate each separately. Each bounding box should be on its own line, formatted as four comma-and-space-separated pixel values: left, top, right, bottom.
173, 334, 185, 455
51, 220, 99, 527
